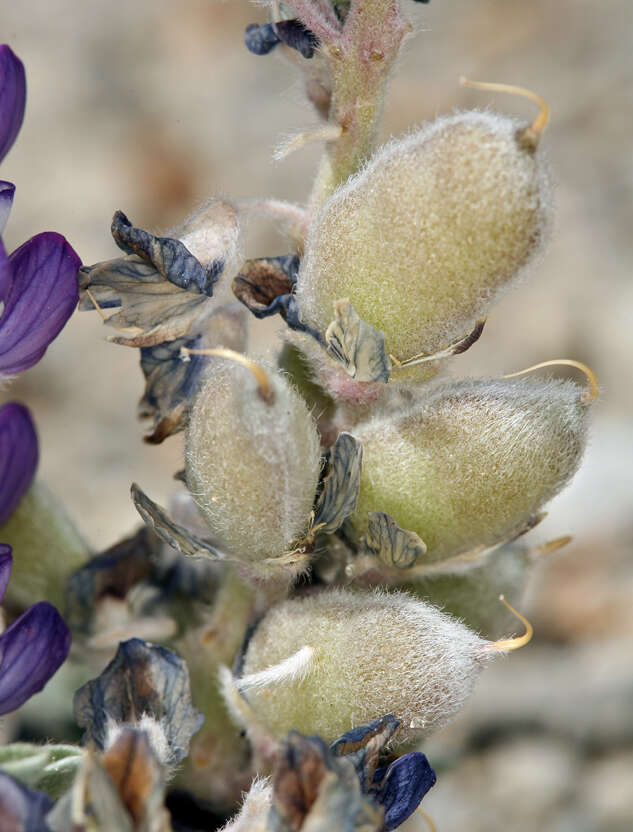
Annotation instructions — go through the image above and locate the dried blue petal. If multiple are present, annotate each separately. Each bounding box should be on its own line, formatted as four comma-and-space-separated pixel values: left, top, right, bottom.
0, 179, 15, 235
275, 20, 319, 58
371, 753, 436, 831
139, 302, 248, 444
313, 432, 363, 536
0, 46, 26, 164
112, 211, 219, 296
73, 638, 203, 764
245, 20, 318, 59
0, 232, 80, 376
233, 254, 324, 343
330, 714, 399, 792
0, 402, 38, 525
245, 23, 281, 55
0, 771, 53, 832
330, 714, 399, 758
0, 601, 71, 715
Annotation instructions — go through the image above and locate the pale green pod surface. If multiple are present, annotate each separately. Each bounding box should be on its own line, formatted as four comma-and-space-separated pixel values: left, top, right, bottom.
296, 111, 552, 365
0, 481, 90, 610
239, 588, 490, 744
405, 544, 533, 641
185, 359, 322, 561
351, 377, 588, 561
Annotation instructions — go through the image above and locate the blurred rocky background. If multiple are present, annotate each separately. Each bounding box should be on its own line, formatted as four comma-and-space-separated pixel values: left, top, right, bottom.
1, 1, 632, 829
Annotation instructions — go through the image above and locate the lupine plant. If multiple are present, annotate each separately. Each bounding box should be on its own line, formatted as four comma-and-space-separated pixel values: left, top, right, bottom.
0, 2, 598, 830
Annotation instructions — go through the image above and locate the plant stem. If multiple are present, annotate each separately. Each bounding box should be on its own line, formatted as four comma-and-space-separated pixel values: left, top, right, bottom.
310, 0, 412, 205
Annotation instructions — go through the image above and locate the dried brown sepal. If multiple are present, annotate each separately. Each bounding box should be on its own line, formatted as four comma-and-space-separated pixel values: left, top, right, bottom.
391, 319, 486, 370
312, 432, 363, 536
325, 300, 392, 383
269, 732, 384, 832
233, 256, 296, 316
46, 749, 136, 832
363, 512, 427, 570
101, 729, 170, 831
139, 303, 249, 444
73, 638, 203, 766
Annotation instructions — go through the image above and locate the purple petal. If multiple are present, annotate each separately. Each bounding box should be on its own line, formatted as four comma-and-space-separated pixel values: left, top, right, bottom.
372, 752, 436, 831
0, 236, 10, 304
0, 232, 80, 375
0, 402, 38, 525
0, 772, 53, 831
0, 600, 71, 715
0, 46, 26, 164
0, 179, 15, 235
0, 544, 11, 603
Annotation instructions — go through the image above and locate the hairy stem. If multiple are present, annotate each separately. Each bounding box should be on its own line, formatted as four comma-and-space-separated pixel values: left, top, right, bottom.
310, 0, 412, 205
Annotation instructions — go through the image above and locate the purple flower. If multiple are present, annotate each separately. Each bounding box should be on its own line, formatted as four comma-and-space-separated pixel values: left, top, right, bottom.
0, 233, 80, 376
0, 45, 80, 378
0, 771, 53, 831
0, 45, 26, 164
0, 547, 71, 715
0, 401, 38, 525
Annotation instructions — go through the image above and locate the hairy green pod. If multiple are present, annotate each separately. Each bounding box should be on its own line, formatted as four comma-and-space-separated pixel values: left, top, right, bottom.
296, 111, 552, 368
185, 358, 321, 561
351, 377, 588, 561
238, 588, 491, 744
0, 481, 89, 610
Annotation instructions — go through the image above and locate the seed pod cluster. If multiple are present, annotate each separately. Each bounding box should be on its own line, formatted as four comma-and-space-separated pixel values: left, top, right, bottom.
238, 588, 494, 744
296, 110, 552, 369
350, 377, 588, 561
185, 358, 322, 561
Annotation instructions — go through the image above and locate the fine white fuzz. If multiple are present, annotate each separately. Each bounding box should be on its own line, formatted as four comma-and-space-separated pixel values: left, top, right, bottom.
218, 778, 272, 832
236, 645, 316, 692
105, 714, 171, 768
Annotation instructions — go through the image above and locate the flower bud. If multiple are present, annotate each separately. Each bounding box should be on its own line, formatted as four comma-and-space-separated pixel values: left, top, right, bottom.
351, 376, 588, 561
237, 588, 495, 744
296, 110, 552, 369
185, 356, 322, 561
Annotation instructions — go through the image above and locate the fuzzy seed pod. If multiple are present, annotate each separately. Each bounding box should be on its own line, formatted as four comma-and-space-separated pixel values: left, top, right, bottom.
237, 588, 498, 744
351, 377, 588, 561
296, 110, 552, 368
185, 357, 322, 561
